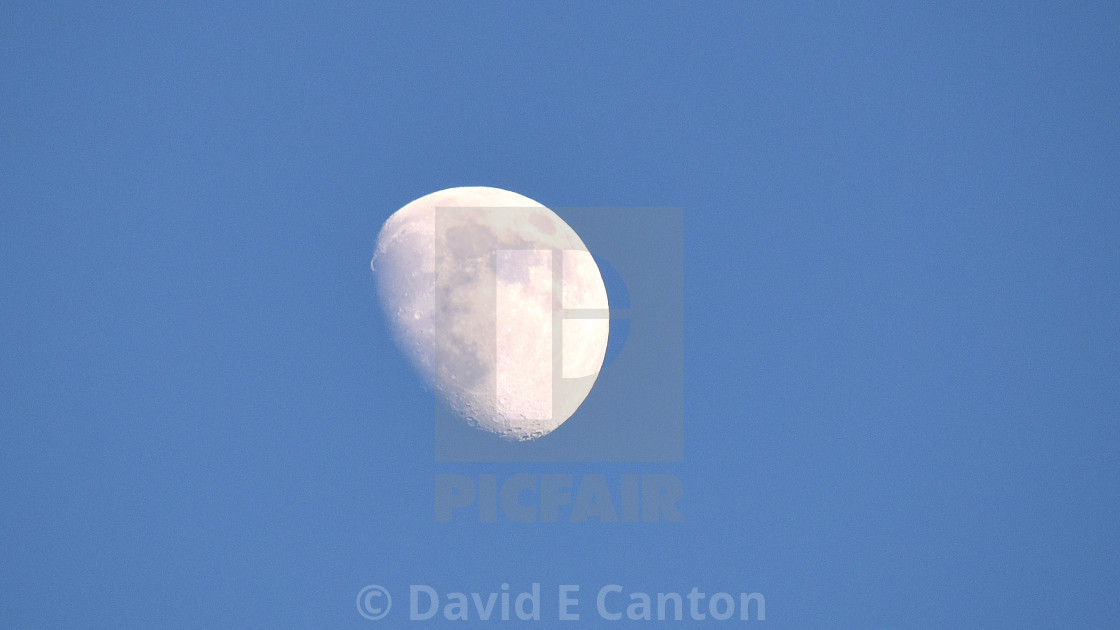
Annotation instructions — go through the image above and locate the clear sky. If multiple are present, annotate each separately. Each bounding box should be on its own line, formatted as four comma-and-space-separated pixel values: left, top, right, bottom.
2, 2, 1118, 627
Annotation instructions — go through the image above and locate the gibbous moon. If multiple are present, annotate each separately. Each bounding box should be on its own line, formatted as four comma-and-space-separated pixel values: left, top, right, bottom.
371, 186, 609, 441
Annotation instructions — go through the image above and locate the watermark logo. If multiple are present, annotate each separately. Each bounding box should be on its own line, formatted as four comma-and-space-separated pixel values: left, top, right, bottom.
491, 248, 611, 425
356, 584, 392, 621
434, 207, 683, 462
434, 473, 684, 523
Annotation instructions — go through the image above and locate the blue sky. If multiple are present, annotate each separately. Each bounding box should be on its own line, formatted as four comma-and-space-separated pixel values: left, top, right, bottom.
2, 2, 1118, 627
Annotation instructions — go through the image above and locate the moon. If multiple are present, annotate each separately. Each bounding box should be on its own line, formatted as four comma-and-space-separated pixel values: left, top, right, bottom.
371, 186, 609, 441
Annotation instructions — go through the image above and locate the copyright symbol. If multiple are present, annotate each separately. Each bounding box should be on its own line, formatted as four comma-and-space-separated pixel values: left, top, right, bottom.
356, 585, 391, 620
